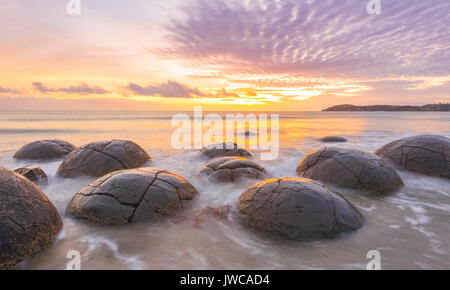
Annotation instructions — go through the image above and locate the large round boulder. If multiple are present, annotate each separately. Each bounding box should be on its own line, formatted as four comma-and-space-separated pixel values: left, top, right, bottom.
0, 167, 62, 269
13, 139, 76, 160
297, 147, 404, 195
375, 135, 450, 179
66, 168, 198, 224
199, 156, 268, 182
198, 142, 252, 160
57, 140, 151, 178
237, 177, 364, 240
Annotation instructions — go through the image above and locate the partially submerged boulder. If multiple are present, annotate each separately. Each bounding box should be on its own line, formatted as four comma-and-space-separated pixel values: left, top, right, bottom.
57, 140, 151, 178
297, 147, 404, 195
0, 167, 62, 270
198, 142, 252, 160
14, 164, 48, 185
375, 135, 450, 179
13, 140, 76, 160
66, 168, 198, 224
320, 136, 348, 143
237, 177, 364, 240
199, 156, 268, 182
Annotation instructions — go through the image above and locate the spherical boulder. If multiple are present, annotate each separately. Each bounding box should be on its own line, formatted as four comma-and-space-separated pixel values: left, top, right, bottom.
66, 167, 198, 224
320, 136, 348, 143
198, 142, 252, 160
14, 164, 48, 185
375, 135, 450, 179
0, 167, 62, 269
57, 140, 151, 178
13, 139, 76, 160
297, 147, 404, 195
237, 177, 364, 240
199, 156, 268, 182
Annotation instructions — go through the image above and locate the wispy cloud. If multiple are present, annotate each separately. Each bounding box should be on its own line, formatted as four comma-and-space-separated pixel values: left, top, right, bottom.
32, 82, 110, 95
126, 81, 205, 98
0, 86, 21, 94
166, 0, 450, 79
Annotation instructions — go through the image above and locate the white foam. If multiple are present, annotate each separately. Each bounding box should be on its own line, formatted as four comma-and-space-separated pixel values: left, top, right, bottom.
81, 235, 145, 270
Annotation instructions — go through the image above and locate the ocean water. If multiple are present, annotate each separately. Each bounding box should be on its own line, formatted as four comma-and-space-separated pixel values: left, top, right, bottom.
0, 110, 449, 270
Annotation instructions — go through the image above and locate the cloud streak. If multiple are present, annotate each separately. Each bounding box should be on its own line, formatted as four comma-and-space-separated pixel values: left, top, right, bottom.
32, 82, 110, 95
0, 86, 21, 94
126, 81, 205, 98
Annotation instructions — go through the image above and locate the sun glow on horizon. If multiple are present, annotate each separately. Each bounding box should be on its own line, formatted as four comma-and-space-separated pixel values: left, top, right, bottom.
0, 0, 448, 111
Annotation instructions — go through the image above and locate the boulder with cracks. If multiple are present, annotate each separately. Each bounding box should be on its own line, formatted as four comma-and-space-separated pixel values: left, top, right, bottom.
297, 147, 404, 195
375, 135, 450, 179
198, 142, 252, 160
14, 164, 48, 185
199, 156, 268, 182
13, 139, 76, 160
0, 167, 62, 269
57, 140, 151, 178
237, 177, 364, 240
65, 167, 199, 224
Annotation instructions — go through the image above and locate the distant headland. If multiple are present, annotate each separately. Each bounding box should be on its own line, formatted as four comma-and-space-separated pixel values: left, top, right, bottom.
322, 103, 450, 112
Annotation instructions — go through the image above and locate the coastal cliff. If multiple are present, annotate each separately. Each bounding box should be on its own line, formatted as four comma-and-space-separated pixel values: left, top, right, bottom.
322, 103, 450, 112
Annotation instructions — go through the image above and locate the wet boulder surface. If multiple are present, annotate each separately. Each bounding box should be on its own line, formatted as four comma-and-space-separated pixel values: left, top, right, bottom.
14, 164, 48, 185
57, 140, 151, 178
375, 135, 450, 179
237, 177, 364, 241
198, 142, 252, 160
199, 156, 268, 182
297, 147, 404, 195
66, 167, 199, 224
320, 136, 348, 143
0, 167, 62, 270
13, 139, 76, 160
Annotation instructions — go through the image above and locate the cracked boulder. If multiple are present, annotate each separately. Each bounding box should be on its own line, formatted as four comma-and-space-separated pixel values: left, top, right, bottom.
237, 177, 364, 240
65, 167, 199, 224
0, 167, 62, 270
297, 147, 404, 195
198, 142, 252, 160
375, 135, 450, 179
199, 156, 268, 183
57, 140, 151, 178
13, 139, 76, 160
14, 164, 48, 185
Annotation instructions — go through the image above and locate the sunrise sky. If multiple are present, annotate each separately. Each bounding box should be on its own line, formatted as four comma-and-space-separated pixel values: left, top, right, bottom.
0, 0, 449, 111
